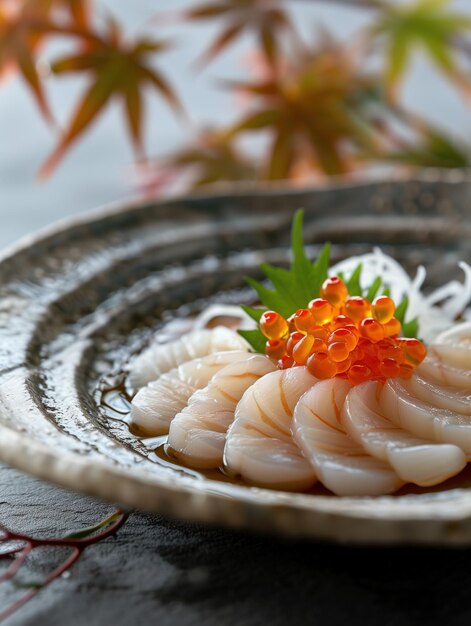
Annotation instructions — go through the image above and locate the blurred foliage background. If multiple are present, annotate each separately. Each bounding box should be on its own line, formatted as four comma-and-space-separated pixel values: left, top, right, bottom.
1, 0, 471, 202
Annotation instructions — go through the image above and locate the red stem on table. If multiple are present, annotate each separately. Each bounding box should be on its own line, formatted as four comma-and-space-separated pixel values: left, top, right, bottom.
0, 510, 128, 623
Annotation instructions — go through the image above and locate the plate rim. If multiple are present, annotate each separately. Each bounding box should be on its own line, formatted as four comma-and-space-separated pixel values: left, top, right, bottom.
1, 173, 471, 545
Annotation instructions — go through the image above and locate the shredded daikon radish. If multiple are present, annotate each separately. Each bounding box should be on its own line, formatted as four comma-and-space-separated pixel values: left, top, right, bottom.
331, 249, 471, 343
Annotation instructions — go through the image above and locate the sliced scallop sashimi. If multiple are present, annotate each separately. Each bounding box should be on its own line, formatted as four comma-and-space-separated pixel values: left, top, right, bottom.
130, 351, 249, 436
417, 353, 471, 390
430, 321, 471, 370
435, 321, 471, 346
343, 381, 466, 486
380, 378, 471, 457
224, 368, 318, 491
127, 327, 248, 391
293, 379, 403, 496
401, 371, 471, 415
168, 354, 276, 468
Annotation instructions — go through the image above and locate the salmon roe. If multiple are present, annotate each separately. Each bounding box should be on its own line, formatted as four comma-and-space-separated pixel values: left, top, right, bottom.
308, 298, 334, 325
261, 275, 427, 385
321, 276, 348, 306
260, 311, 289, 340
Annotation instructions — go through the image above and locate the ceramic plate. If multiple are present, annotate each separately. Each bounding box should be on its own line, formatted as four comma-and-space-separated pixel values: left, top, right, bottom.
1, 175, 470, 545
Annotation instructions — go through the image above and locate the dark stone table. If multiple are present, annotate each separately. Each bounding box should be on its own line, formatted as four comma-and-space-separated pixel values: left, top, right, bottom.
2, 463, 471, 626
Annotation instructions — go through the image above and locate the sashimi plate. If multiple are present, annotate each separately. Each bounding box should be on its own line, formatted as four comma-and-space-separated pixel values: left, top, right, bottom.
0, 177, 470, 545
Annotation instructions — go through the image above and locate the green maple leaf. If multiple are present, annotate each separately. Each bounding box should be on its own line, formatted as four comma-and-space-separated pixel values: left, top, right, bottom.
384, 126, 470, 169
372, 0, 471, 93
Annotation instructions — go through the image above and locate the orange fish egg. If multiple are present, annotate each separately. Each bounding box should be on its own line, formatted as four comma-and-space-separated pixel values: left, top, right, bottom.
286, 313, 297, 333
308, 298, 334, 325
265, 338, 287, 360
377, 339, 404, 362
359, 317, 385, 343
332, 314, 356, 329
328, 327, 358, 352
311, 337, 328, 353
344, 297, 372, 323
292, 334, 315, 365
308, 325, 329, 341
293, 308, 314, 333
401, 338, 427, 365
380, 357, 401, 378
372, 296, 395, 324
399, 362, 414, 379
286, 331, 304, 356
347, 363, 372, 385
383, 317, 401, 338
321, 276, 348, 306
260, 311, 289, 340
278, 355, 294, 370
335, 356, 352, 374
306, 352, 338, 379
327, 341, 350, 363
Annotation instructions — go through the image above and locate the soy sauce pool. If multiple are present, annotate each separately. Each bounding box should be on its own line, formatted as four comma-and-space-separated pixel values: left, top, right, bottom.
97, 373, 250, 486
96, 309, 252, 486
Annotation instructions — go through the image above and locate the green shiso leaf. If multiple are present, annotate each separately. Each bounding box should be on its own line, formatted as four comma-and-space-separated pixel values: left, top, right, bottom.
242, 210, 331, 324
366, 276, 382, 301
239, 209, 421, 351
394, 295, 419, 338
402, 317, 419, 338
346, 263, 363, 296
238, 328, 266, 353
244, 276, 290, 317
239, 209, 331, 351
394, 296, 409, 324
240, 305, 266, 323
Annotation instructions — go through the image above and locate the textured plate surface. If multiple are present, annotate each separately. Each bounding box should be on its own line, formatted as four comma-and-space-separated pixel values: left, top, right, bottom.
0, 175, 470, 545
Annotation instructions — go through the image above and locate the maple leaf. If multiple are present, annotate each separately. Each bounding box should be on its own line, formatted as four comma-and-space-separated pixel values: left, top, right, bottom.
371, 0, 471, 97
384, 125, 470, 169
30, 0, 91, 27
182, 0, 293, 67
225, 40, 388, 178
0, 0, 91, 122
140, 129, 257, 194
0, 0, 53, 121
38, 17, 180, 177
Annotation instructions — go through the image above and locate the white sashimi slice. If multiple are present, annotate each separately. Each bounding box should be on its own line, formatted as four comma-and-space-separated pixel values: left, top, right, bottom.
130, 351, 249, 436
343, 382, 466, 486
224, 368, 318, 491
168, 354, 276, 468
431, 321, 471, 370
418, 353, 471, 390
436, 321, 471, 346
127, 327, 248, 391
293, 379, 403, 496
381, 379, 471, 457
402, 371, 471, 415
